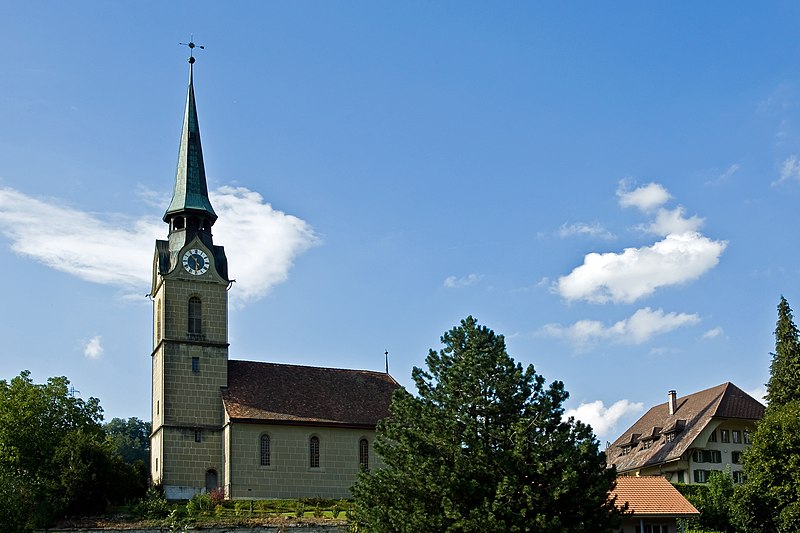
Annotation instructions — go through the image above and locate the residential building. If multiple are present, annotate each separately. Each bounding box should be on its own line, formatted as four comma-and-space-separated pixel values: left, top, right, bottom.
607, 383, 764, 485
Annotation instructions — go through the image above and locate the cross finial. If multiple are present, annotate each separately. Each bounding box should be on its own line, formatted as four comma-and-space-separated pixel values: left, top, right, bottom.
179, 35, 205, 64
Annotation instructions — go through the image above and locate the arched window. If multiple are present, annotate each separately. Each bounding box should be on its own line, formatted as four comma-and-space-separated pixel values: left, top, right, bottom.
359, 438, 369, 469
188, 297, 202, 338
260, 434, 271, 466
310, 436, 320, 468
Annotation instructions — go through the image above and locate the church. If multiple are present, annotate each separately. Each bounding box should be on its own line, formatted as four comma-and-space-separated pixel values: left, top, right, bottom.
149, 49, 399, 500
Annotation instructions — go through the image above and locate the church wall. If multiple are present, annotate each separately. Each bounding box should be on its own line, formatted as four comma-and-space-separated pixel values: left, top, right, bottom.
226, 423, 379, 500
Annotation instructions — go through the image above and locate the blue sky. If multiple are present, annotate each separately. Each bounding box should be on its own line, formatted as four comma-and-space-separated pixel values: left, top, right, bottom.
2, 2, 799, 444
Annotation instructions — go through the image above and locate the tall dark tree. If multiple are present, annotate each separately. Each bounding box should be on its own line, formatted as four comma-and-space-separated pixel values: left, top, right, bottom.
351, 317, 621, 533
733, 297, 800, 532
765, 296, 800, 407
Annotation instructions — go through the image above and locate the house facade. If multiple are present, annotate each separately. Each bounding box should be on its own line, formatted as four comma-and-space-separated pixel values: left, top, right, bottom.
607, 383, 764, 485
149, 50, 399, 500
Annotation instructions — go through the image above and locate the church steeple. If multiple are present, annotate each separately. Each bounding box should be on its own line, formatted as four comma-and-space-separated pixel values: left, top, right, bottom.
164, 55, 217, 236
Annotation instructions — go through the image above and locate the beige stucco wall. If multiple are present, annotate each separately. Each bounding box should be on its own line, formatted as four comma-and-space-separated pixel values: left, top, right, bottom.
225, 423, 379, 500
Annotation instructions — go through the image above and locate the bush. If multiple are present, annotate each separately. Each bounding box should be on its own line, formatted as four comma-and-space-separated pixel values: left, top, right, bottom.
186, 492, 214, 517
133, 486, 171, 519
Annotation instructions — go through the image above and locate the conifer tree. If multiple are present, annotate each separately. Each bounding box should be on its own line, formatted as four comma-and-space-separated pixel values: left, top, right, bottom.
765, 296, 800, 406
351, 316, 621, 533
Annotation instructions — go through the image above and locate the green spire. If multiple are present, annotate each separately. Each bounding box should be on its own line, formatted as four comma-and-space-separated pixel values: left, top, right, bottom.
163, 63, 217, 224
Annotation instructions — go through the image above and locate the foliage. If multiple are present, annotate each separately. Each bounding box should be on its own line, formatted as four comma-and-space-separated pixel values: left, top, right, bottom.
186, 492, 215, 517
733, 400, 800, 532
351, 316, 622, 533
678, 470, 735, 532
0, 371, 103, 529
766, 297, 800, 407
104, 416, 151, 466
133, 486, 171, 519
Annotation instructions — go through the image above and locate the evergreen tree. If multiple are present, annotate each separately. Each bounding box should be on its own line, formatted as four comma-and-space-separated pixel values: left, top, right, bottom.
733, 401, 800, 532
351, 316, 621, 533
765, 296, 800, 407
733, 297, 800, 531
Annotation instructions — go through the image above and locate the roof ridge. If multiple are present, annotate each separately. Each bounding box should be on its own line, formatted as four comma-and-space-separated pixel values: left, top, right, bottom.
229, 357, 392, 377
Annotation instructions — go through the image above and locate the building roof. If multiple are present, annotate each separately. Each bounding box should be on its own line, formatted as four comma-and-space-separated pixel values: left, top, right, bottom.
611, 476, 699, 517
222, 359, 400, 428
164, 63, 218, 223
608, 382, 765, 473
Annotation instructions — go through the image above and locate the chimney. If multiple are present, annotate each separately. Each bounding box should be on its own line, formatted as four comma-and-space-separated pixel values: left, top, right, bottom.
668, 390, 677, 415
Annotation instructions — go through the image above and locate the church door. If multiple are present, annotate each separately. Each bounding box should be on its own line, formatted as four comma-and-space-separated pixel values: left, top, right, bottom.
205, 469, 218, 491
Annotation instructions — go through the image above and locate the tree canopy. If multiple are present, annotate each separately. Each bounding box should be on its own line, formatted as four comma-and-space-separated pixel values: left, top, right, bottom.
0, 371, 146, 530
351, 316, 621, 532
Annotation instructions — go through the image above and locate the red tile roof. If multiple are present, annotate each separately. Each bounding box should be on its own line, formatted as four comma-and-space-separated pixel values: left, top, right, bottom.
611, 476, 699, 517
608, 382, 764, 473
222, 360, 400, 428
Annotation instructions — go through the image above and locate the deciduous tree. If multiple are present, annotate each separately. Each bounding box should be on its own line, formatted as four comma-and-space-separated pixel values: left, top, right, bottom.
351, 316, 621, 532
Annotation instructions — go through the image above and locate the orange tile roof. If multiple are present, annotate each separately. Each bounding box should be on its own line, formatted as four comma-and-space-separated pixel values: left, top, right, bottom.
610, 476, 699, 517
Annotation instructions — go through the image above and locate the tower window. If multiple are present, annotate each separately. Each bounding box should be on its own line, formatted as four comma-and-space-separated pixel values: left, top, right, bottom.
156, 300, 162, 341
359, 438, 369, 469
260, 434, 271, 466
192, 357, 200, 373
310, 436, 320, 468
188, 297, 202, 339
195, 430, 202, 443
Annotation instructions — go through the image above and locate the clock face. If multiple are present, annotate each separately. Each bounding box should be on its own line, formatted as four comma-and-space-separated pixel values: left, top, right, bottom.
182, 248, 210, 276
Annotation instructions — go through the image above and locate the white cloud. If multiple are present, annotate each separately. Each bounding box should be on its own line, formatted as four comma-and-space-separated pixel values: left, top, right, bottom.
564, 399, 644, 441
774, 155, 800, 185
555, 232, 727, 304
701, 327, 724, 340
444, 273, 482, 288
640, 207, 704, 236
747, 386, 767, 404
83, 336, 103, 359
707, 164, 739, 186
617, 182, 671, 212
0, 186, 319, 306
557, 222, 615, 240
541, 307, 700, 348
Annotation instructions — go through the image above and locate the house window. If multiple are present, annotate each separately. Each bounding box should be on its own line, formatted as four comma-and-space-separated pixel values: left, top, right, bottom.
720, 429, 730, 443
621, 445, 633, 456
310, 436, 320, 468
188, 297, 202, 338
708, 430, 717, 442
692, 450, 722, 463
195, 430, 202, 443
642, 439, 653, 449
156, 400, 159, 415
192, 357, 200, 373
732, 470, 745, 484
260, 434, 271, 466
359, 438, 369, 469
694, 469, 710, 483
665, 433, 676, 443
732, 451, 742, 464
744, 430, 751, 444
732, 430, 741, 444
677, 470, 685, 483
155, 457, 158, 472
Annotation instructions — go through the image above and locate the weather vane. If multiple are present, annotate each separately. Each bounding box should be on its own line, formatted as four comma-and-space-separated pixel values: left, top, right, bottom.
179, 35, 205, 64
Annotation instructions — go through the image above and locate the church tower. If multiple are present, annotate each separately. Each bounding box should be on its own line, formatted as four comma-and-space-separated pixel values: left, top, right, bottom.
150, 50, 230, 499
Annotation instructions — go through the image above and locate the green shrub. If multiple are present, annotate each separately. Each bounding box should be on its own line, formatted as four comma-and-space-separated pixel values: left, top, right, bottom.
186, 492, 214, 517
133, 486, 171, 519
295, 500, 305, 518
